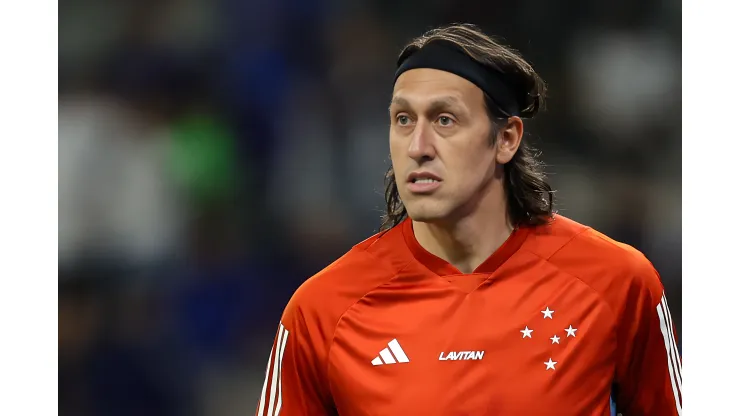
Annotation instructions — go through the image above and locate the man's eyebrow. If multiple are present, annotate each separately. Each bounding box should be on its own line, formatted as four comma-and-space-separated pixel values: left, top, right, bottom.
390, 96, 410, 109
389, 96, 465, 112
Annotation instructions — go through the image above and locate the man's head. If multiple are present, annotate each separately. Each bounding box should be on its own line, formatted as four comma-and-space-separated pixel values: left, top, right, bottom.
382, 24, 553, 230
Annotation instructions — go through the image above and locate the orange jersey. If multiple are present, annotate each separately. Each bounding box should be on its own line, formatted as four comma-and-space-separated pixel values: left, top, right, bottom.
256, 215, 682, 415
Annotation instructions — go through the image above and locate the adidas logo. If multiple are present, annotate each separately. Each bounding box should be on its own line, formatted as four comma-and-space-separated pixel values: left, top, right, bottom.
371, 339, 410, 365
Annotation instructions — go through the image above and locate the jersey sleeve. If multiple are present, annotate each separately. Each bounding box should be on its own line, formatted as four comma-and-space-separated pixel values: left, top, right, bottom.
255, 301, 335, 416
612, 266, 682, 416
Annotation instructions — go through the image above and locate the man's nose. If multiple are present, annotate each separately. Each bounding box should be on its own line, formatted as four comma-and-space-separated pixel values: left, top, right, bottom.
407, 121, 436, 162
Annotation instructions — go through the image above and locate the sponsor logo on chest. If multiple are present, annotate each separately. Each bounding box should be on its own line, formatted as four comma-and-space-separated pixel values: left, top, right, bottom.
438, 351, 485, 361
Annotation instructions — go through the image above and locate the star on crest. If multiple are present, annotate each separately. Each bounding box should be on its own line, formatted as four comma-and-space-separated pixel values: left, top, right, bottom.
541, 307, 554, 319
520, 326, 533, 338
565, 325, 578, 337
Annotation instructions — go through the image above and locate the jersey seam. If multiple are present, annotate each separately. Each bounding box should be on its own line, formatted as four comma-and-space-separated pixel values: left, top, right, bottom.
543, 226, 592, 260
325, 245, 416, 402
531, 227, 619, 320
526, 247, 619, 328
522, 237, 619, 330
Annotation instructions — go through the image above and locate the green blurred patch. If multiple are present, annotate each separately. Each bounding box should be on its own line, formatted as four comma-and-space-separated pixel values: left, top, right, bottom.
169, 114, 243, 204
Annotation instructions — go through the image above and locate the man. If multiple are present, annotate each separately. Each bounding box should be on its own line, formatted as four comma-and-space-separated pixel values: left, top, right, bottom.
256, 24, 681, 415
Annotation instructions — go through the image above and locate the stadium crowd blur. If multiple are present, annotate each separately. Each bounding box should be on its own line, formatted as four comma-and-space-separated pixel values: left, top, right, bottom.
59, 0, 681, 414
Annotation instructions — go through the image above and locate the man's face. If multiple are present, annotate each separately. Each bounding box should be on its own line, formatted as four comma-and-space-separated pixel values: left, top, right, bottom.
389, 68, 499, 224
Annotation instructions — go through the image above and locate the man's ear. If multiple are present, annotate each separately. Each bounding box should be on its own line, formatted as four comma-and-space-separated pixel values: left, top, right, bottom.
495, 117, 524, 164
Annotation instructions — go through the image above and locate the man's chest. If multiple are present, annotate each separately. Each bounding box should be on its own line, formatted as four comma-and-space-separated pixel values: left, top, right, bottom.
327, 278, 617, 415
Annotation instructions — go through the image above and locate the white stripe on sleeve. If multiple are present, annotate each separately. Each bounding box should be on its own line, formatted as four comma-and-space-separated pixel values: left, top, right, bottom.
662, 294, 683, 378
267, 324, 287, 416
657, 298, 682, 415
275, 328, 289, 415
659, 300, 682, 390
257, 332, 276, 416
257, 323, 291, 416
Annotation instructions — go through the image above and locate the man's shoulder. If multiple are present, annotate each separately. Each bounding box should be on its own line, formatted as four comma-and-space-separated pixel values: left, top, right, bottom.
284, 227, 405, 325
300, 236, 398, 297
526, 214, 663, 301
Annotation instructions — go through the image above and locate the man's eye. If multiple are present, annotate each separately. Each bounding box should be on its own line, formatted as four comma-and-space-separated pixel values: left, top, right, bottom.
438, 116, 454, 126
397, 115, 411, 125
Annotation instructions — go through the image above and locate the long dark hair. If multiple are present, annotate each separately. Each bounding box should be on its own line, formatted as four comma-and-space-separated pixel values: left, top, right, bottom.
380, 23, 554, 231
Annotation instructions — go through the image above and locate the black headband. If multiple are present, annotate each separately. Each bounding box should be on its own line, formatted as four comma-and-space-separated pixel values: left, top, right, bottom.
394, 41, 521, 117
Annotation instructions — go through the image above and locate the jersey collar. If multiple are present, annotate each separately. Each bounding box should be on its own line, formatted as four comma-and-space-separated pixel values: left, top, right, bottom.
401, 217, 530, 276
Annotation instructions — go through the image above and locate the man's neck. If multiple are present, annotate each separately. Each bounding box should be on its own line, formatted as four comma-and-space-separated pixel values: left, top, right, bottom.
412, 187, 513, 274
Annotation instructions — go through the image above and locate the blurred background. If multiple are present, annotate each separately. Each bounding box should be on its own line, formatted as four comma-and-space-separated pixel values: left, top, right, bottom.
58, 0, 681, 414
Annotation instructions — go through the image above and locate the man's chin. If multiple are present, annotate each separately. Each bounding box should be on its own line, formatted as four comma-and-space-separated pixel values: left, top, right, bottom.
405, 207, 451, 224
